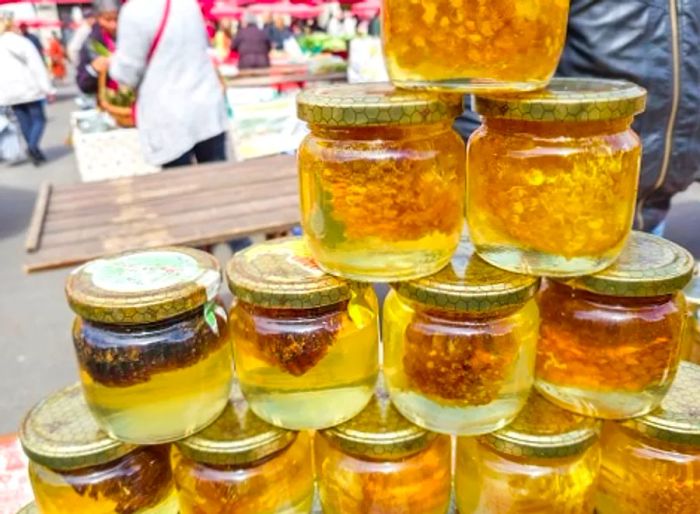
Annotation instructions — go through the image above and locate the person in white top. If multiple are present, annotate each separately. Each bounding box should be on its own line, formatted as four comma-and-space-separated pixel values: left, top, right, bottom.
109, 0, 228, 168
0, 16, 56, 165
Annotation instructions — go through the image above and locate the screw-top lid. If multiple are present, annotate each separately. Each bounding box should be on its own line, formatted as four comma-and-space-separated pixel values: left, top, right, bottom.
481, 393, 600, 459
297, 83, 462, 127
393, 242, 539, 312
623, 361, 700, 446
472, 78, 647, 122
20, 384, 136, 471
560, 232, 695, 297
16, 503, 38, 514
226, 237, 354, 309
176, 383, 297, 466
66, 247, 221, 324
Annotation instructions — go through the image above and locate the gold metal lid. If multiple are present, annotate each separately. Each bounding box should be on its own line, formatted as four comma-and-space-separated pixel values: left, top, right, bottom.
472, 78, 647, 122
226, 237, 353, 309
320, 389, 436, 460
297, 83, 462, 127
19, 384, 136, 471
481, 393, 600, 458
623, 361, 700, 446
560, 232, 695, 297
393, 242, 539, 312
16, 503, 38, 514
66, 247, 222, 324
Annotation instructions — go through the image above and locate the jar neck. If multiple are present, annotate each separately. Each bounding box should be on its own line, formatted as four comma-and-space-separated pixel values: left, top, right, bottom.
309, 122, 451, 141
546, 279, 675, 308
403, 295, 524, 321
82, 303, 206, 330
238, 299, 347, 319
482, 116, 634, 137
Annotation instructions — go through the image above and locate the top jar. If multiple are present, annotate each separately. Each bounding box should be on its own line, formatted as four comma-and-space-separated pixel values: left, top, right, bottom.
468, 78, 647, 277
65, 247, 233, 444
382, 0, 570, 93
297, 84, 465, 282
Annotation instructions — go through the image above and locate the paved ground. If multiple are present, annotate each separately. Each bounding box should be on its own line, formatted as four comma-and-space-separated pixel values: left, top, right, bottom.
1, 84, 699, 434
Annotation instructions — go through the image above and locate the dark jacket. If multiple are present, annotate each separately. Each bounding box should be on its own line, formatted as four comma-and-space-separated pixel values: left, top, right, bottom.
22, 32, 43, 58
76, 24, 112, 94
232, 25, 270, 69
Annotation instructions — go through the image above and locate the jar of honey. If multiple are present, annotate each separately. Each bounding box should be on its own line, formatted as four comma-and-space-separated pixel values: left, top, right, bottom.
65, 247, 233, 444
468, 78, 647, 276
536, 232, 694, 419
227, 237, 379, 430
456, 393, 601, 514
384, 243, 540, 435
382, 0, 569, 92
172, 387, 315, 514
597, 361, 700, 514
19, 384, 178, 514
316, 391, 452, 514
297, 84, 465, 282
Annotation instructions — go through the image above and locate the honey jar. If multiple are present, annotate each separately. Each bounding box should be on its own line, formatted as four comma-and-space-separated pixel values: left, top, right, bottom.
536, 232, 694, 419
297, 84, 465, 282
382, 0, 570, 92
597, 361, 700, 514
468, 78, 647, 276
65, 248, 233, 443
19, 384, 178, 514
456, 393, 601, 514
316, 391, 452, 514
384, 243, 540, 435
172, 387, 315, 514
227, 237, 379, 430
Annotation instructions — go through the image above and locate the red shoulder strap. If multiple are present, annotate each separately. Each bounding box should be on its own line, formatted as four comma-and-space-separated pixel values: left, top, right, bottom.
147, 0, 172, 62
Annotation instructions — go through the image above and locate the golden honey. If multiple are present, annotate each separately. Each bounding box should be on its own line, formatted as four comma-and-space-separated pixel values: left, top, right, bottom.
227, 238, 379, 430
382, 0, 569, 92
456, 394, 601, 514
536, 232, 694, 419
384, 244, 540, 435
596, 362, 700, 514
66, 248, 233, 444
297, 84, 465, 282
20, 384, 178, 514
468, 79, 647, 276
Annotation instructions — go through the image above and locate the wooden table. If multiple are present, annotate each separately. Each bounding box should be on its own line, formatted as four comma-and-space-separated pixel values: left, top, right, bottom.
24, 154, 299, 273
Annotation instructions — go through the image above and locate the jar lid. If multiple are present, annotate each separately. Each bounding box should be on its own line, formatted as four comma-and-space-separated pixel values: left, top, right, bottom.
393, 242, 539, 312
297, 83, 462, 127
481, 394, 600, 458
320, 388, 435, 460
19, 384, 136, 471
560, 232, 695, 297
226, 237, 353, 309
16, 503, 38, 514
176, 384, 296, 466
472, 78, 647, 122
623, 361, 700, 446
66, 247, 222, 324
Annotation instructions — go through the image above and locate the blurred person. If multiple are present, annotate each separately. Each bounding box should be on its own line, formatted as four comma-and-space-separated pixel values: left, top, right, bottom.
368, 12, 381, 37
19, 22, 43, 58
67, 8, 95, 64
326, 11, 343, 37
232, 12, 270, 69
0, 16, 55, 165
76, 0, 119, 95
109, 0, 228, 168
342, 12, 357, 39
47, 32, 66, 81
213, 19, 232, 61
266, 15, 292, 51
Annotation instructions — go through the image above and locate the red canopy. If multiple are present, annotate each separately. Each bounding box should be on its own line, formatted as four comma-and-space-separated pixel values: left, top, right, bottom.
211, 1, 244, 19
351, 0, 380, 19
247, 1, 323, 19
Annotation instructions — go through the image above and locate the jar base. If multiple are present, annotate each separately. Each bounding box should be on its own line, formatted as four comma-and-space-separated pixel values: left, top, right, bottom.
392, 78, 548, 94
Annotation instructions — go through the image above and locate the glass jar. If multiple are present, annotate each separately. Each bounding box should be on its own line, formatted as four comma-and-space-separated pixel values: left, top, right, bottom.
316, 392, 452, 514
536, 232, 694, 419
456, 393, 601, 514
17, 504, 38, 514
683, 274, 700, 364
468, 79, 647, 276
65, 247, 233, 443
382, 0, 570, 92
172, 387, 315, 514
596, 361, 700, 514
384, 243, 540, 435
19, 384, 178, 514
297, 84, 465, 282
227, 237, 379, 429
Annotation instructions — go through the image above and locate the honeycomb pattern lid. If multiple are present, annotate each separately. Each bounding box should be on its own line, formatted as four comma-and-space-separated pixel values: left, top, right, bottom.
176, 382, 297, 466
623, 361, 700, 446
393, 241, 539, 312
66, 247, 221, 324
16, 503, 38, 514
472, 78, 647, 122
320, 387, 436, 460
481, 393, 600, 459
560, 232, 695, 297
297, 83, 462, 127
19, 384, 136, 471
226, 237, 354, 309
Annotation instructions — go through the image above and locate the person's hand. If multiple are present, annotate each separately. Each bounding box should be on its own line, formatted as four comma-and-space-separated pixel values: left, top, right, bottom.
46, 93, 56, 104
91, 56, 110, 74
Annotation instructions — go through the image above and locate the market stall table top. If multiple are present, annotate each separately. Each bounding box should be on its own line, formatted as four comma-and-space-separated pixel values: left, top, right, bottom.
23, 154, 298, 273
224, 70, 346, 88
